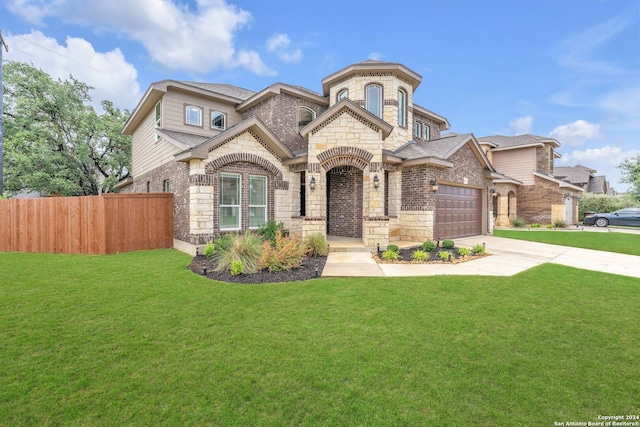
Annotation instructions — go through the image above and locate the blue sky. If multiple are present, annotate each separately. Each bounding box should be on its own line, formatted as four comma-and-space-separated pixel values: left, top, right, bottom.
2, 0, 639, 191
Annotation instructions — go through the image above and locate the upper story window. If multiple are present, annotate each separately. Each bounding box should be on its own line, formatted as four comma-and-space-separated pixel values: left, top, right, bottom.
414, 122, 422, 139
423, 124, 430, 141
185, 105, 202, 126
155, 101, 162, 128
298, 106, 316, 131
398, 89, 406, 127
366, 84, 382, 118
211, 111, 226, 130
337, 89, 348, 101
163, 179, 170, 193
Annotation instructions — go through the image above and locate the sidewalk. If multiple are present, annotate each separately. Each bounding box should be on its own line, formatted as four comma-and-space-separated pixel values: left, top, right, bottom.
321, 235, 640, 279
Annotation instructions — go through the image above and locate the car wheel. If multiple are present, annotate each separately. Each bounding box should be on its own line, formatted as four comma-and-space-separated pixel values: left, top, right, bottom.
595, 218, 609, 227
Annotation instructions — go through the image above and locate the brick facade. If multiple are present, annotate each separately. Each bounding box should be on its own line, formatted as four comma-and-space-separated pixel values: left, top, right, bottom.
517, 175, 565, 224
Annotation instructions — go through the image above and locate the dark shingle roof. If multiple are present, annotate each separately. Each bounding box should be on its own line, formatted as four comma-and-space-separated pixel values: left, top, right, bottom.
478, 134, 560, 149
587, 175, 607, 193
178, 82, 256, 100
158, 129, 212, 148
394, 133, 472, 160
554, 165, 596, 184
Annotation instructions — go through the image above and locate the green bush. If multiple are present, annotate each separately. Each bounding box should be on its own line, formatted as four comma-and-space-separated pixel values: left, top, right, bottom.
381, 250, 399, 261
553, 219, 567, 228
305, 233, 329, 257
422, 240, 436, 252
230, 260, 243, 276
579, 192, 639, 220
257, 220, 285, 246
203, 242, 215, 257
412, 250, 429, 261
386, 244, 399, 253
441, 240, 454, 249
546, 224, 553, 229
213, 231, 263, 274
511, 217, 525, 227
439, 250, 451, 261
259, 230, 308, 272
530, 223, 541, 228
472, 243, 485, 254
458, 247, 472, 257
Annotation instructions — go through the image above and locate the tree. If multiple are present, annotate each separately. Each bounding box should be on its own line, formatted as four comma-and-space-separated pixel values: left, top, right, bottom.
619, 154, 640, 201
2, 61, 131, 196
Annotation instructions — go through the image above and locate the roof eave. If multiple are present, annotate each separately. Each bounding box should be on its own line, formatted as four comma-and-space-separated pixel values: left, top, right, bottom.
237, 83, 328, 113
402, 157, 454, 168
321, 62, 422, 95
412, 104, 451, 129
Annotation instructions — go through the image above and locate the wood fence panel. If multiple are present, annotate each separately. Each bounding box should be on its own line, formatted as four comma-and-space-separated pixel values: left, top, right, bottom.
0, 194, 173, 254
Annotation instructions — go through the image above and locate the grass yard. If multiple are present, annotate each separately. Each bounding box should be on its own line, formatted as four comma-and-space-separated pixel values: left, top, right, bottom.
494, 229, 640, 256
1, 250, 639, 426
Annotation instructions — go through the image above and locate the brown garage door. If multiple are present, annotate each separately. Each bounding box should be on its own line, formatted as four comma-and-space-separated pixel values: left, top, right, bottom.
435, 185, 482, 240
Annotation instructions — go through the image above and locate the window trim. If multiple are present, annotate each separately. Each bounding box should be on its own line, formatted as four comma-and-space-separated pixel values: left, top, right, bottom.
210, 110, 226, 130
248, 175, 267, 229
184, 104, 203, 127
298, 106, 316, 131
414, 122, 422, 139
163, 179, 170, 193
423, 124, 430, 141
397, 88, 407, 127
220, 173, 241, 231
337, 88, 348, 102
365, 84, 383, 118
154, 101, 162, 141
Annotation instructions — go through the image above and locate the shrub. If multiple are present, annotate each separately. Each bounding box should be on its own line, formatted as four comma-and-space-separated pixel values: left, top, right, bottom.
257, 220, 285, 246
439, 250, 451, 261
381, 250, 398, 261
203, 241, 215, 257
472, 243, 485, 254
422, 240, 436, 252
441, 239, 455, 249
305, 233, 329, 257
511, 217, 525, 227
259, 230, 307, 272
530, 223, 541, 228
213, 231, 263, 274
578, 192, 639, 220
458, 247, 472, 257
386, 244, 399, 253
412, 250, 429, 261
213, 234, 233, 254
546, 224, 553, 229
230, 260, 243, 276
553, 219, 567, 228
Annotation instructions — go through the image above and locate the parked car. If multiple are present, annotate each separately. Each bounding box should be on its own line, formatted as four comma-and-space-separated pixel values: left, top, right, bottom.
583, 208, 640, 227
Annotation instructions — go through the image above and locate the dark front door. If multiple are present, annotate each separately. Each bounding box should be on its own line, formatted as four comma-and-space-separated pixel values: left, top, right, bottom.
326, 166, 363, 238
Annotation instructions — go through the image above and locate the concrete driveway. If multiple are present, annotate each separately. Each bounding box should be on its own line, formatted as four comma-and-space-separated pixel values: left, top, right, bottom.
322, 234, 640, 279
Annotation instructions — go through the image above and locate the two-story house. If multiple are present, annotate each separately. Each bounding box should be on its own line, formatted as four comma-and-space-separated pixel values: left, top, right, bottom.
554, 165, 614, 195
120, 60, 497, 254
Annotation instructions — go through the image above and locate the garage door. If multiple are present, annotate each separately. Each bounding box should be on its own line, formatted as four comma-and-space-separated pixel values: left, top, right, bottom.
435, 185, 482, 240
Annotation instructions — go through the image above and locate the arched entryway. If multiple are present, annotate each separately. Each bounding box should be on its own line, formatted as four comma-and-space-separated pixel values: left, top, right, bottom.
326, 166, 363, 238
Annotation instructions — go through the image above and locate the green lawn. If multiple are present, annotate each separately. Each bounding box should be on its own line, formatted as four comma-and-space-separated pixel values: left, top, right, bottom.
494, 229, 640, 256
1, 250, 638, 426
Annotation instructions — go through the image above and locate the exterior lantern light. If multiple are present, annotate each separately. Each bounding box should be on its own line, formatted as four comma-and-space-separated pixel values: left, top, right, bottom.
564, 193, 570, 200
373, 174, 380, 191
430, 179, 438, 193
578, 194, 584, 202
490, 188, 497, 197
309, 176, 316, 192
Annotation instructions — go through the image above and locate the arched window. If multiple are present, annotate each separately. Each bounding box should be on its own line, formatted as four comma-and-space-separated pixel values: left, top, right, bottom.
211, 111, 226, 130
337, 89, 348, 101
365, 84, 382, 118
298, 106, 316, 131
185, 105, 202, 126
397, 89, 406, 127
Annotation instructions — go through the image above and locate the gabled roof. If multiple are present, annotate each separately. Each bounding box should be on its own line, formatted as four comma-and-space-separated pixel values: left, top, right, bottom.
157, 129, 211, 148
533, 172, 585, 192
478, 134, 561, 151
587, 175, 607, 193
175, 116, 294, 162
554, 164, 596, 184
321, 60, 422, 95
237, 82, 328, 112
177, 82, 255, 100
413, 104, 451, 130
299, 98, 394, 140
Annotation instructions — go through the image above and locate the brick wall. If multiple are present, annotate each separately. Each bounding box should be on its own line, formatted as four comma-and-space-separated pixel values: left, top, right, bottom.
536, 145, 553, 175
518, 175, 564, 223
327, 166, 363, 237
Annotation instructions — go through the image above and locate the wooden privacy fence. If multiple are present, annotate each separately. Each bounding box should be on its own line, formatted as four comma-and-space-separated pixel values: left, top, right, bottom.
0, 193, 173, 254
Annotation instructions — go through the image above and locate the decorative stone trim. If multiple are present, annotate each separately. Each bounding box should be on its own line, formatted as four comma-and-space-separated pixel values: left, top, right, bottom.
384, 99, 398, 106
310, 107, 382, 136
189, 174, 216, 186
318, 146, 373, 172
274, 180, 289, 190
364, 216, 390, 221
302, 216, 326, 221
206, 152, 283, 179
401, 205, 428, 211
189, 233, 216, 245
370, 162, 382, 172
207, 129, 282, 161
289, 163, 307, 173
383, 163, 398, 172
307, 163, 321, 173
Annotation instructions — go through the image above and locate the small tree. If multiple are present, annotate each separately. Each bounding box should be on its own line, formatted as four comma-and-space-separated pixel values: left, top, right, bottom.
619, 154, 640, 201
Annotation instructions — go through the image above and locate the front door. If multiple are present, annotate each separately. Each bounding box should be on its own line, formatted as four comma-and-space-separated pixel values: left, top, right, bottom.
326, 166, 363, 238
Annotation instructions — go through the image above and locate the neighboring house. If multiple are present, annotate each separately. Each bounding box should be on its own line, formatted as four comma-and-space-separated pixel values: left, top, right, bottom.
119, 60, 499, 253
477, 135, 584, 226
554, 164, 615, 195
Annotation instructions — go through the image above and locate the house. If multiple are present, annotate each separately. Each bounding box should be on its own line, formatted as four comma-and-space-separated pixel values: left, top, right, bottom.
477, 134, 584, 226
554, 164, 615, 195
119, 60, 499, 254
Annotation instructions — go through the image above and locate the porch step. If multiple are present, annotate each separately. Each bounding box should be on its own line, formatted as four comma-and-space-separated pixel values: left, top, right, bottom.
328, 244, 373, 253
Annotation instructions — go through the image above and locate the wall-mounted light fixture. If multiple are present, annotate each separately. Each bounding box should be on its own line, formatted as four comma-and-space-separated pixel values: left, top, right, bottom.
309, 176, 316, 192
373, 174, 380, 191
490, 188, 497, 197
430, 179, 438, 193
578, 194, 584, 202
564, 193, 571, 200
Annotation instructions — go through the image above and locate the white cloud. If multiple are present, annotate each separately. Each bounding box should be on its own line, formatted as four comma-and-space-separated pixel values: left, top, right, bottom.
265, 33, 302, 64
5, 31, 141, 110
7, 0, 276, 76
557, 146, 639, 192
509, 115, 534, 135
549, 120, 601, 147
367, 52, 382, 61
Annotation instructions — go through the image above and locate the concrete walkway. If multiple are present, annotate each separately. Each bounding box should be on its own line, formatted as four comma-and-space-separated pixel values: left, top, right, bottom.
322, 234, 640, 279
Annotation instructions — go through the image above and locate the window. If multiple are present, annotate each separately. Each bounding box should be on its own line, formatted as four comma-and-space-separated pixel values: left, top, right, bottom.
185, 105, 202, 126
366, 84, 382, 118
211, 111, 226, 130
398, 89, 406, 127
414, 122, 422, 139
163, 179, 170, 193
146, 181, 150, 193
249, 176, 267, 228
220, 173, 241, 230
154, 101, 162, 141
423, 124, 430, 141
298, 107, 316, 131
337, 89, 348, 101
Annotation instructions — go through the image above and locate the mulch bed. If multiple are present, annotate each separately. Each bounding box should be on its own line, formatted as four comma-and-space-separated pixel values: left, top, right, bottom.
373, 246, 489, 264
189, 255, 327, 284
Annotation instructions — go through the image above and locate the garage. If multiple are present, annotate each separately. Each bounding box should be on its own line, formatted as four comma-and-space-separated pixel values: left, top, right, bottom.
435, 185, 482, 240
